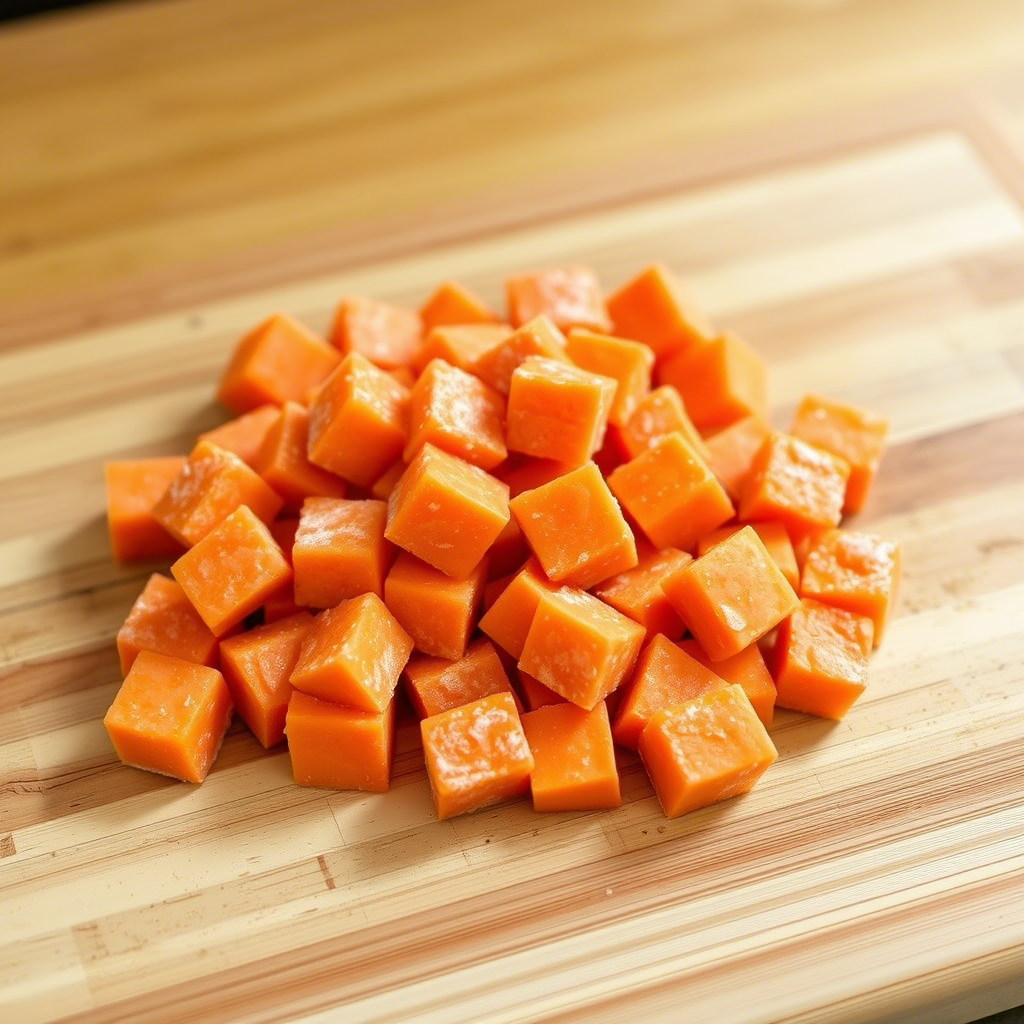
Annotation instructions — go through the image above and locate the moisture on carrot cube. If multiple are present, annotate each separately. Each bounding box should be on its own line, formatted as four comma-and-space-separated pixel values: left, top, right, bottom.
773, 598, 873, 719
415, 323, 513, 374
472, 314, 569, 396
384, 551, 487, 660
419, 279, 499, 332
170, 505, 292, 636
290, 592, 413, 712
565, 327, 654, 428
103, 650, 233, 784
216, 313, 340, 414
478, 558, 559, 660
198, 405, 280, 467
328, 295, 422, 370
662, 525, 799, 662
619, 385, 710, 462
509, 461, 637, 589
384, 442, 510, 579
593, 544, 691, 640
607, 432, 734, 552
286, 691, 395, 792
404, 637, 516, 718
506, 265, 611, 333
697, 520, 799, 592
678, 638, 777, 729
219, 611, 314, 748
116, 572, 219, 676
292, 497, 392, 608
639, 684, 777, 818
420, 691, 534, 819
104, 456, 186, 563
703, 415, 771, 502
306, 352, 409, 488
522, 700, 620, 811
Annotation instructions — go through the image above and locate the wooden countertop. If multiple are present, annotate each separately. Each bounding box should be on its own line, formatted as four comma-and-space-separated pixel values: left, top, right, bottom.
2, 2, 1024, 1022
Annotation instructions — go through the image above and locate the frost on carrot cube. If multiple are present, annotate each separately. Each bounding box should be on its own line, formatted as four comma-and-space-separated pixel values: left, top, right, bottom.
420, 691, 534, 819
404, 637, 516, 719
619, 385, 709, 462
639, 684, 777, 818
472, 314, 569, 396
509, 461, 637, 590
506, 265, 611, 333
593, 545, 691, 640
697, 520, 799, 592
286, 691, 395, 793
678, 638, 777, 729
703, 415, 771, 502
290, 593, 413, 713
103, 650, 233, 784
419, 279, 499, 332
104, 456, 186, 563
415, 322, 513, 374
478, 558, 559, 660
565, 327, 654, 428
328, 295, 422, 370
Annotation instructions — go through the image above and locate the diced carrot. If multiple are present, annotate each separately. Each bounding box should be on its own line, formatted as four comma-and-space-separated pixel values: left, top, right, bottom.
384, 551, 487, 660
593, 545, 691, 640
697, 520, 799, 592
415, 323, 513, 374
388, 365, 417, 390
292, 497, 392, 608
420, 691, 534, 819
506, 355, 616, 466
472, 314, 570, 396
522, 700, 620, 811
518, 586, 645, 710
370, 460, 406, 501
565, 327, 654, 428
419, 280, 499, 332
216, 313, 340, 414
487, 517, 531, 580
703, 415, 771, 502
591, 422, 630, 477
170, 505, 292, 636
619, 385, 710, 462
662, 526, 799, 661
104, 456, 186, 563
607, 432, 733, 552
516, 670, 568, 711
262, 584, 302, 624
103, 650, 233, 784
478, 558, 559, 660
290, 593, 413, 712
790, 393, 889, 514
773, 598, 873, 719
307, 352, 409, 488
509, 462, 637, 589
800, 529, 901, 645
605, 263, 715, 360
267, 517, 299, 562
789, 523, 832, 576
738, 432, 851, 534
152, 439, 284, 547
404, 637, 516, 718
328, 295, 422, 369
198, 405, 280, 467
506, 265, 611, 333
384, 442, 510, 579
483, 573, 514, 613
116, 572, 219, 677
678, 638, 777, 729
405, 358, 507, 470
286, 691, 395, 792
496, 454, 575, 497
639, 684, 777, 818
219, 611, 314, 748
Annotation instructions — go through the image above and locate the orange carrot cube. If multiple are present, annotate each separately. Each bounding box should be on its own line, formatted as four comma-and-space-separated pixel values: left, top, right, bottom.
703, 415, 771, 502
103, 650, 233, 784
415, 323, 513, 374
472, 314, 570, 396
516, 671, 567, 711
487, 516, 531, 579
420, 691, 534, 819
328, 295, 422, 369
697, 520, 800, 591
290, 593, 413, 712
216, 313, 340, 414
103, 456, 186, 563
619, 385, 709, 462
522, 700, 620, 811
419, 279, 499, 332
370, 460, 405, 501
593, 545, 691, 640
286, 691, 395, 792
478, 558, 559, 660
292, 497, 392, 608
384, 442, 510, 579
170, 505, 292, 636
661, 525, 799, 662
678, 638, 777, 729
267, 517, 299, 561
404, 637, 516, 718
639, 684, 777, 818
565, 327, 654, 427
497, 454, 575, 497
506, 265, 611, 333
198, 405, 280, 467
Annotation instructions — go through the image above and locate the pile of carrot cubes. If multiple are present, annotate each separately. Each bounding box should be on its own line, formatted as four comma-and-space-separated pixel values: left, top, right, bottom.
103, 263, 900, 821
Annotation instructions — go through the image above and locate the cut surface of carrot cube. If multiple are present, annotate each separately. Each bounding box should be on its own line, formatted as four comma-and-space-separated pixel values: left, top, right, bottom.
404, 637, 515, 719
104, 456, 186, 563
565, 327, 654, 427
197, 405, 281, 468
593, 545, 691, 640
473, 314, 569, 396
619, 385, 709, 462
328, 295, 422, 369
419, 279, 499, 332
697, 520, 800, 592
678, 638, 777, 729
703, 415, 771, 502
414, 322, 513, 374
506, 265, 611, 333
516, 670, 567, 711
497, 454, 575, 498
478, 558, 559, 660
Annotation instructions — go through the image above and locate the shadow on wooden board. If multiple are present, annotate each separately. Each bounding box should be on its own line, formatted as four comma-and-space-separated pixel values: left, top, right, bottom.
1, 0, 118, 22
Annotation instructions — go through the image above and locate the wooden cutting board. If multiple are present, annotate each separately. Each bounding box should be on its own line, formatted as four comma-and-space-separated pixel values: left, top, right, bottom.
2, 126, 1024, 1024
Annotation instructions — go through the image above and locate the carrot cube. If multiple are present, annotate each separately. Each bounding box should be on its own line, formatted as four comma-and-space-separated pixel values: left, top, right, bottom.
219, 611, 314, 748
662, 525, 799, 662
506, 355, 616, 466
103, 456, 186, 563
420, 691, 534, 819
419, 279, 499, 332
198, 405, 280, 467
678, 638, 777, 729
565, 327, 654, 428
328, 295, 422, 370
516, 671, 567, 711
306, 352, 409, 488
518, 587, 645, 710
657, 331, 767, 432
522, 701, 620, 811
370, 460, 405, 501
509, 462, 637, 589
800, 529, 901, 645
619, 385, 709, 462
497, 454, 575, 497
605, 263, 715, 361
116, 572, 219, 676
384, 551, 487, 660
472, 314, 570, 396
606, 432, 733, 552
292, 497, 392, 608
487, 516, 530, 579
739, 432, 851, 534
478, 558, 559, 660
593, 545, 691, 640
773, 599, 873, 719
152, 439, 284, 547
216, 313, 340, 414
103, 650, 233, 784
639, 684, 777, 818
697, 520, 800, 592
415, 323, 513, 374
790, 393, 889, 514
170, 505, 292, 636
405, 358, 507, 470
286, 691, 395, 793
703, 415, 771, 502
506, 265, 611, 333
290, 593, 413, 712
385, 442, 510, 579
404, 637, 516, 718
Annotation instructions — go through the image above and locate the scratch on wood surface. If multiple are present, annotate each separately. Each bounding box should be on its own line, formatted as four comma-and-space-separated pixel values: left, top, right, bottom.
0, 833, 15, 857
317, 854, 336, 891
